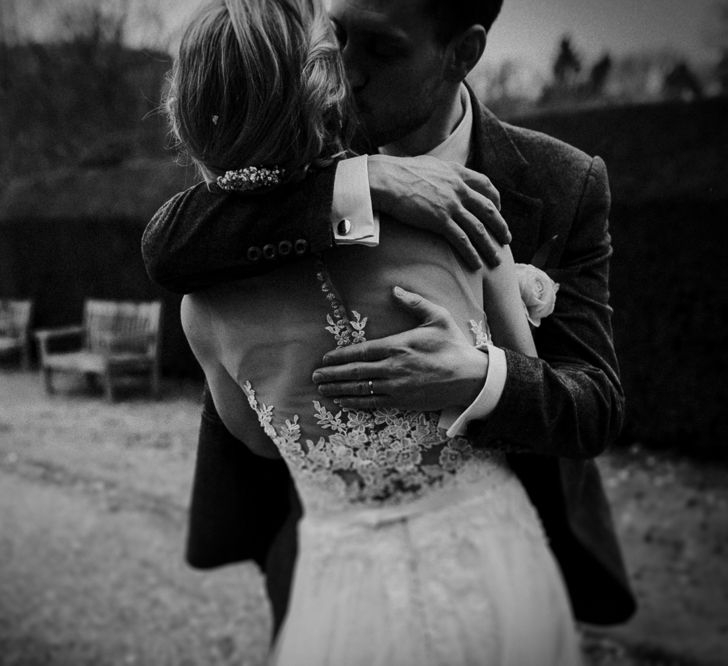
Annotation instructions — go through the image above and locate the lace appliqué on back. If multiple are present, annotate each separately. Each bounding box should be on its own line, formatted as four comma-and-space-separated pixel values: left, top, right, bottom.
242, 262, 501, 508
469, 319, 492, 346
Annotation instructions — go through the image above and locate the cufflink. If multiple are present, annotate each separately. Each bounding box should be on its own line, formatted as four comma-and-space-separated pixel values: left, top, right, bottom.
336, 218, 352, 236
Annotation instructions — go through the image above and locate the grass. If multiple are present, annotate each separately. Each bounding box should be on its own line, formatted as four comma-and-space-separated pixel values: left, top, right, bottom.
0, 368, 726, 665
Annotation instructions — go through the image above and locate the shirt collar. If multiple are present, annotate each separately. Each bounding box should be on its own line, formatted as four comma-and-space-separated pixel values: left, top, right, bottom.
379, 84, 472, 166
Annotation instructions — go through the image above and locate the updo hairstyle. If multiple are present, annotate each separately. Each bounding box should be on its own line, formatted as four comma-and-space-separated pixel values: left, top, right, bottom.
166, 0, 353, 183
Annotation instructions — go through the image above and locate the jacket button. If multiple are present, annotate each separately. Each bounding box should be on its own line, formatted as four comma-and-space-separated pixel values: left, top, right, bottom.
278, 240, 292, 256
262, 244, 277, 260
294, 239, 308, 255
336, 218, 352, 236
246, 246, 262, 262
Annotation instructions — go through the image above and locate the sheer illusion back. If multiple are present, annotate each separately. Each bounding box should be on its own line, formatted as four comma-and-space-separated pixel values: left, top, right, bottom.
190, 221, 505, 513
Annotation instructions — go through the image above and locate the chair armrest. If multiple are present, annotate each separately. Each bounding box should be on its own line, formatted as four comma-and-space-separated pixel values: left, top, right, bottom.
34, 326, 84, 359
34, 326, 85, 342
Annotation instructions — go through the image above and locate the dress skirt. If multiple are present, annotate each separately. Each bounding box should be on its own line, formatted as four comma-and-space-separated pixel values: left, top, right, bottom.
270, 472, 581, 666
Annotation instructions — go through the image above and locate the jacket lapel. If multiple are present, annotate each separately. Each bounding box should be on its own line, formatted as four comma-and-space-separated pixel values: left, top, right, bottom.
465, 87, 543, 264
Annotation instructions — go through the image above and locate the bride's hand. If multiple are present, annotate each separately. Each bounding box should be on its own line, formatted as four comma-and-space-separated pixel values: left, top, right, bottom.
367, 155, 511, 271
312, 287, 488, 411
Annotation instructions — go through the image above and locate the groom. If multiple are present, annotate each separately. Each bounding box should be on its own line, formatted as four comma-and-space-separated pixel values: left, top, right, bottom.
144, 0, 636, 634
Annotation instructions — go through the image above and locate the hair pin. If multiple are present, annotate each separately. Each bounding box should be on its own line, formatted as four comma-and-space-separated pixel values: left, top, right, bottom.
216, 166, 285, 192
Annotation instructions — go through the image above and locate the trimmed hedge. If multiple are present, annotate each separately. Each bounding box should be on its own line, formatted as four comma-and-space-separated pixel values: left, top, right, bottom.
608, 199, 728, 457
515, 97, 728, 458
0, 159, 200, 377
2, 99, 726, 457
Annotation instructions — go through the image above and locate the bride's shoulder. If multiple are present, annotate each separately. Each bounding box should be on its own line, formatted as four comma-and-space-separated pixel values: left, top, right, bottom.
180, 293, 217, 358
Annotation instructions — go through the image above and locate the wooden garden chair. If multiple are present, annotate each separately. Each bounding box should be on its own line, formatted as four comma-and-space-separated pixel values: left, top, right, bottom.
34, 299, 162, 401
0, 299, 34, 369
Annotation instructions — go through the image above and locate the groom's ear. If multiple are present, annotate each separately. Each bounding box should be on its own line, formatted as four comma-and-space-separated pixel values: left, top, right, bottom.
445, 25, 487, 82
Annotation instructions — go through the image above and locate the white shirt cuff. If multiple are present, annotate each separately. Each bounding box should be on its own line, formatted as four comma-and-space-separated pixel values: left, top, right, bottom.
438, 344, 507, 437
331, 156, 379, 247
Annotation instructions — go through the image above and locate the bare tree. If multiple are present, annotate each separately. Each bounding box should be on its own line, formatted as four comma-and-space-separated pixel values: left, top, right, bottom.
0, 0, 19, 89
0, 0, 169, 182
553, 36, 582, 88
589, 54, 612, 97
717, 51, 728, 93
605, 49, 683, 103
663, 61, 704, 100
55, 0, 130, 49
706, 1, 728, 92
704, 1, 728, 52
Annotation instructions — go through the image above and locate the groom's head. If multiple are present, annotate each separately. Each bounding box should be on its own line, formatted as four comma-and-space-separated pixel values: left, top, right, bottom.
329, 0, 503, 148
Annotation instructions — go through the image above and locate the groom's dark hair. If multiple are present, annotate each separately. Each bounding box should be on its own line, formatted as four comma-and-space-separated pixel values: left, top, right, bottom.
428, 0, 504, 42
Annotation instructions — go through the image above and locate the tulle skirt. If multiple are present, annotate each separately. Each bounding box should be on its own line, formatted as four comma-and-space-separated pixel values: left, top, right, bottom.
270, 476, 581, 666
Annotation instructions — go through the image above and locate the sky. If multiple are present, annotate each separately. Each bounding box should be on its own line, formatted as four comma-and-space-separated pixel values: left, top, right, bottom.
483, 0, 718, 75
12, 0, 723, 74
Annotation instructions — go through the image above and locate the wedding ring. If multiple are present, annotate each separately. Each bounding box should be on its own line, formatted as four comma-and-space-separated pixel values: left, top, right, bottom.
368, 379, 374, 395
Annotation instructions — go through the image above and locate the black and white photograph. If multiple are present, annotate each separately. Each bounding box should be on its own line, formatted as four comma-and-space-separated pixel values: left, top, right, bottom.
1, 0, 726, 664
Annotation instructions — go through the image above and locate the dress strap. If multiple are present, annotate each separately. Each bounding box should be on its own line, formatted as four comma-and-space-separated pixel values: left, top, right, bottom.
314, 256, 368, 347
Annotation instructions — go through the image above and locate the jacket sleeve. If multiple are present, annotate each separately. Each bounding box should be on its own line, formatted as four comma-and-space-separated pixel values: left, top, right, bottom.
469, 157, 625, 458
142, 166, 337, 294
185, 385, 293, 570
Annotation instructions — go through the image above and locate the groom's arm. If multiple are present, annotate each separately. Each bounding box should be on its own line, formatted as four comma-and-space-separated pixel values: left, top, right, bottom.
466, 157, 623, 458
143, 168, 337, 294
142, 156, 510, 294
315, 157, 624, 459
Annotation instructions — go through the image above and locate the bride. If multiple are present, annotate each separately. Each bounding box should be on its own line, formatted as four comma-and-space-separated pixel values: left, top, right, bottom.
167, 0, 581, 663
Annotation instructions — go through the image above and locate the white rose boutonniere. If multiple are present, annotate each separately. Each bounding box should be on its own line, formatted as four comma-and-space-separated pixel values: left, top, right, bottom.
515, 263, 559, 327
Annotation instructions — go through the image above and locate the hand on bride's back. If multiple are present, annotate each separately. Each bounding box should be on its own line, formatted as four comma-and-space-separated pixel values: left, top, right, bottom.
367, 154, 511, 271
313, 286, 489, 411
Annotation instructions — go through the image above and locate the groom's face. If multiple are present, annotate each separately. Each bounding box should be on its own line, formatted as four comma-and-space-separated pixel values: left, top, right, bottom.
328, 0, 453, 147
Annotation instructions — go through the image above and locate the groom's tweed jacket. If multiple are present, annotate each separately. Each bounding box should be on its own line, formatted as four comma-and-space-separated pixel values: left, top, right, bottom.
143, 89, 637, 626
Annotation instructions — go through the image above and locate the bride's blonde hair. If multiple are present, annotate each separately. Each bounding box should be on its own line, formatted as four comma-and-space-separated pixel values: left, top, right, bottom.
166, 0, 353, 182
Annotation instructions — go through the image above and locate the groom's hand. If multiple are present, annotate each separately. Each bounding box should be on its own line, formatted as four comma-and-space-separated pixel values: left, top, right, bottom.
367, 154, 511, 270
312, 287, 488, 411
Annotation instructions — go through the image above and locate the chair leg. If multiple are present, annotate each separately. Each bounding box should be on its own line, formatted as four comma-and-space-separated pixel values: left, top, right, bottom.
42, 366, 54, 394
150, 365, 161, 400
84, 372, 98, 391
21, 344, 30, 371
103, 369, 115, 402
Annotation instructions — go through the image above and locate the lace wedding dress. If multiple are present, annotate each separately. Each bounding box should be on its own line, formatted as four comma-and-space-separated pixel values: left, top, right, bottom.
183, 223, 581, 666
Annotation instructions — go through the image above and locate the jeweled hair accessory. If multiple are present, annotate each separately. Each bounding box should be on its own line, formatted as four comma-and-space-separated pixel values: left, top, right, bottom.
216, 166, 285, 192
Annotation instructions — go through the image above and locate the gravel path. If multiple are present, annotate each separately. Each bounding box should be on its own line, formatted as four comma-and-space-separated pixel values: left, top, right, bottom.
0, 369, 726, 665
